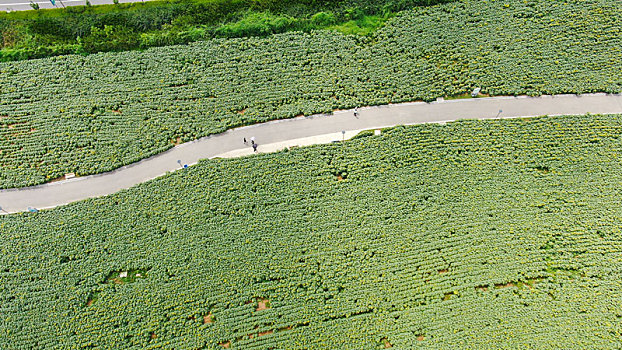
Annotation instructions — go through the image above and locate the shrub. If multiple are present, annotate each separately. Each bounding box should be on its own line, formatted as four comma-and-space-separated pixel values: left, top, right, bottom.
81, 25, 139, 53
310, 11, 336, 26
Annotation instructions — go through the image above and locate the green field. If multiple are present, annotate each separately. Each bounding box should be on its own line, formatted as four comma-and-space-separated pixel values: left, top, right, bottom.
0, 0, 445, 60
2, 114, 622, 349
0, 0, 621, 188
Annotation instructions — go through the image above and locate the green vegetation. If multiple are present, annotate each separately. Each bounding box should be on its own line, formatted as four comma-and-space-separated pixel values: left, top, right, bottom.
0, 0, 621, 189
2, 114, 622, 348
0, 0, 447, 61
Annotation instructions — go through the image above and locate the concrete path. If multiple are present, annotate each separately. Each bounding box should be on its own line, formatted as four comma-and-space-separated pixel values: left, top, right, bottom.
1, 93, 622, 214
1, 0, 155, 12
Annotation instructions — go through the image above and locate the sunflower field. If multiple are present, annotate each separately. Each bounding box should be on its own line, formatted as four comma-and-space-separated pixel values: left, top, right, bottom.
1, 114, 622, 349
0, 0, 620, 188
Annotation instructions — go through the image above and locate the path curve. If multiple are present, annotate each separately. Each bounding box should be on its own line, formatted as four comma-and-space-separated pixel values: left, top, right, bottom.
1, 93, 622, 214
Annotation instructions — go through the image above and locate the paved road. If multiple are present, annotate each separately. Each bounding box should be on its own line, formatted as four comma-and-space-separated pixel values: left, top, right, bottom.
1, 93, 621, 214
1, 0, 154, 12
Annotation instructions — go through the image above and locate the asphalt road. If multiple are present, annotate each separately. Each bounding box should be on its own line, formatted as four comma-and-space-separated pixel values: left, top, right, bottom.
1, 93, 621, 214
0, 0, 154, 12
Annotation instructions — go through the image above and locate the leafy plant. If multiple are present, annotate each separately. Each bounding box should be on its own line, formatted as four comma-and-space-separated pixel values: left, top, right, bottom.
0, 0, 620, 189
2, 114, 622, 349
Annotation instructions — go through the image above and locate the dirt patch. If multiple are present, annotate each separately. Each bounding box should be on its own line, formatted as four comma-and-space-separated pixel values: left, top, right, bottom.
172, 137, 182, 145
336, 175, 343, 181
278, 326, 292, 332
475, 285, 488, 292
495, 282, 516, 289
416, 334, 425, 341
438, 269, 448, 274
6, 122, 27, 130
219, 341, 231, 348
256, 298, 270, 311
381, 337, 392, 348
203, 313, 214, 324
112, 109, 122, 114
237, 108, 247, 115
103, 269, 148, 285
150, 333, 157, 339
259, 330, 273, 337
86, 298, 94, 306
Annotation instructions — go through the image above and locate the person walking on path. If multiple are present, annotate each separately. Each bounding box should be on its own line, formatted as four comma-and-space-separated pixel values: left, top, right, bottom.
354, 107, 359, 118
243, 137, 247, 145
252, 143, 258, 153
250, 136, 256, 145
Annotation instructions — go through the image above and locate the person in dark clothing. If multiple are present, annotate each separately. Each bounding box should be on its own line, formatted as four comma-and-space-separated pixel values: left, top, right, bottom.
252, 143, 258, 153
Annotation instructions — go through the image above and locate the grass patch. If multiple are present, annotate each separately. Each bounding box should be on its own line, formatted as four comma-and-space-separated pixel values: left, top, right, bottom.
327, 14, 393, 36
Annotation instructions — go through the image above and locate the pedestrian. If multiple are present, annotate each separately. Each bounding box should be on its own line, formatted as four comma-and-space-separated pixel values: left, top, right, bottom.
250, 136, 255, 145
354, 107, 359, 118
243, 137, 247, 145
252, 143, 258, 153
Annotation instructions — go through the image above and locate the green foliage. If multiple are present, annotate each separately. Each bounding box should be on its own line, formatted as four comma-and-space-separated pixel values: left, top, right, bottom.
213, 11, 298, 37
327, 14, 390, 36
2, 114, 622, 348
0, 0, 621, 189
0, 0, 455, 60
310, 11, 336, 26
81, 25, 139, 53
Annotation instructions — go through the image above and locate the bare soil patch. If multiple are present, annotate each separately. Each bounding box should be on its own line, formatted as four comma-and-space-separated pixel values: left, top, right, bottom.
254, 298, 270, 311
381, 337, 392, 348
259, 330, 273, 337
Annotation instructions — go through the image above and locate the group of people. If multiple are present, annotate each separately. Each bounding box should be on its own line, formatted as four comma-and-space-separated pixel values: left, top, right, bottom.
243, 137, 258, 152
242, 106, 360, 153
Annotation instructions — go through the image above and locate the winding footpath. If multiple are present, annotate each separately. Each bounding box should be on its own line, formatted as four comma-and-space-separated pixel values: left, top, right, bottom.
1, 93, 622, 214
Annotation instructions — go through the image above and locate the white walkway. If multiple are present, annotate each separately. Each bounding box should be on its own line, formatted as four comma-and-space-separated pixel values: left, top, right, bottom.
1, 93, 621, 214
